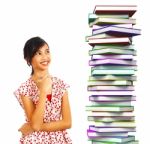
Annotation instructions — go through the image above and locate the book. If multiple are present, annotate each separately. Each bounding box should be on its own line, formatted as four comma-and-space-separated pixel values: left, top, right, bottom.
89, 95, 136, 102
93, 5, 137, 16
89, 125, 136, 132
88, 13, 130, 23
93, 44, 134, 50
86, 33, 112, 41
89, 59, 136, 66
90, 140, 139, 144
89, 90, 135, 96
88, 116, 135, 122
89, 75, 137, 81
86, 106, 134, 112
88, 37, 131, 45
88, 80, 132, 86
91, 65, 137, 71
88, 135, 135, 143
92, 24, 133, 30
92, 54, 134, 60
91, 69, 135, 76
88, 121, 135, 127
89, 101, 132, 107
87, 129, 128, 137
87, 111, 135, 117
89, 48, 136, 55
89, 17, 136, 27
92, 25, 141, 36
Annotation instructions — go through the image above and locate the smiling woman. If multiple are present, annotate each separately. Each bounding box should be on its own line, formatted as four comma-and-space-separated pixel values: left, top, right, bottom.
14, 37, 72, 144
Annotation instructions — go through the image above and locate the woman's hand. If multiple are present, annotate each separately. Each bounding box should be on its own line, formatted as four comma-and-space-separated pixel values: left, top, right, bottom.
36, 76, 52, 95
18, 123, 34, 137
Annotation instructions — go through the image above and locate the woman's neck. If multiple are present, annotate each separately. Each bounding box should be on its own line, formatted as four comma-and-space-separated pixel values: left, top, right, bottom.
32, 70, 50, 80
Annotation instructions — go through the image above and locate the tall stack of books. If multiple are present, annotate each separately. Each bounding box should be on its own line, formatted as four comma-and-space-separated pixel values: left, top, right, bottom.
86, 5, 141, 144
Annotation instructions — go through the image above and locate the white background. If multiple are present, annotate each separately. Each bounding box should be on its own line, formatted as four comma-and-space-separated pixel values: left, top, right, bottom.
0, 0, 149, 143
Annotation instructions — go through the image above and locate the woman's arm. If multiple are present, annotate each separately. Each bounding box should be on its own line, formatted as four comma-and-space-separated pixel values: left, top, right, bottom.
20, 90, 71, 134
40, 91, 72, 131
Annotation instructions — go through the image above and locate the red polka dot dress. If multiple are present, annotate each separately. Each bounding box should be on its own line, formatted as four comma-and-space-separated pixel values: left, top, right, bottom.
14, 76, 72, 144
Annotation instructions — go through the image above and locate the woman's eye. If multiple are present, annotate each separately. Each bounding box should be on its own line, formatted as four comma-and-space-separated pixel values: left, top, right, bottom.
46, 50, 50, 54
36, 52, 42, 55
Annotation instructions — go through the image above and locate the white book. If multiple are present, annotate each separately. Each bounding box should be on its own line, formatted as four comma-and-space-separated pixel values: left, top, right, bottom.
86, 106, 134, 112
91, 140, 139, 144
89, 48, 136, 55
89, 101, 132, 106
89, 75, 137, 81
92, 24, 133, 30
88, 80, 132, 86
87, 130, 128, 137
89, 126, 136, 132
88, 91, 135, 96
89, 95, 136, 101
89, 13, 129, 20
88, 85, 134, 91
89, 121, 135, 127
92, 25, 141, 36
89, 17, 136, 27
89, 59, 136, 66
86, 33, 112, 41
88, 116, 135, 122
91, 69, 135, 75
88, 37, 131, 45
92, 54, 133, 60
87, 111, 135, 117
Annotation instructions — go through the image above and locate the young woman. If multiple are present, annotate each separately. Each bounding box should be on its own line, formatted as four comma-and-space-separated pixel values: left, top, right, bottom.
14, 36, 72, 144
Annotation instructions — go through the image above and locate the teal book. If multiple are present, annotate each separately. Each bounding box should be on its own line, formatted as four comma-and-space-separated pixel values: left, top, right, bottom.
91, 69, 135, 76
91, 65, 137, 71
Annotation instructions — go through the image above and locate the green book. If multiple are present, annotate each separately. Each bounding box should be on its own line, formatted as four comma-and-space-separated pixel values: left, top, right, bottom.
86, 106, 134, 112
93, 44, 134, 50
89, 48, 136, 55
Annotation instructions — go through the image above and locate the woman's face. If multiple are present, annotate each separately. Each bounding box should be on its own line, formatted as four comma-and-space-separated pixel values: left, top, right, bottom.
31, 44, 51, 72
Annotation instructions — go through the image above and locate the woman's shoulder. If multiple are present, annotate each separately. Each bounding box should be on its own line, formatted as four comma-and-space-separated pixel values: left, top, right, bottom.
52, 75, 70, 89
